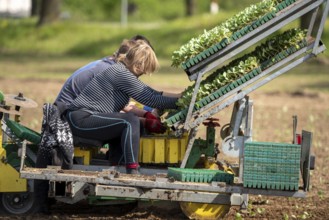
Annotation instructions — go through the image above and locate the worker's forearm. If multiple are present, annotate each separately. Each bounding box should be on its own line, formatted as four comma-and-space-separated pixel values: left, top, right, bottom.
162, 91, 182, 98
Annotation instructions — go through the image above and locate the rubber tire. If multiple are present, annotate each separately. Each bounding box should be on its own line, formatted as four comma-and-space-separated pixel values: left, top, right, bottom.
0, 190, 36, 215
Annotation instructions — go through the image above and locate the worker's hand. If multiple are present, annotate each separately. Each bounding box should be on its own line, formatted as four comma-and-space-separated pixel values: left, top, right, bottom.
123, 103, 138, 112
144, 111, 158, 120
145, 118, 166, 134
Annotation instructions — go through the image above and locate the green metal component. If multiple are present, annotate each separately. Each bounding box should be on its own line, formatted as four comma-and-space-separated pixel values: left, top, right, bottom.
185, 139, 207, 168
0, 90, 4, 103
5, 119, 41, 144
206, 125, 216, 152
243, 142, 301, 191
185, 125, 216, 168
6, 152, 21, 169
168, 167, 234, 184
3, 143, 36, 168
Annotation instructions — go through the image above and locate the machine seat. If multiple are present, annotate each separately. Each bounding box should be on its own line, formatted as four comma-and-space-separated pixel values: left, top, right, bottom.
73, 135, 104, 148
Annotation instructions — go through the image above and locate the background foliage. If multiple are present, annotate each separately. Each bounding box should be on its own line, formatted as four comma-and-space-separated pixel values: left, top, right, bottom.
0, 0, 328, 60
61, 0, 259, 22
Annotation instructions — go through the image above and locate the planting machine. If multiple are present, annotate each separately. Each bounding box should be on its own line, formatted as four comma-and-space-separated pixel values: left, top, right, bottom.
0, 0, 328, 219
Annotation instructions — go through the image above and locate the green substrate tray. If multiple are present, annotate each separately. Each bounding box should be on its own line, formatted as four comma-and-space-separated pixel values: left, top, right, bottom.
168, 167, 234, 184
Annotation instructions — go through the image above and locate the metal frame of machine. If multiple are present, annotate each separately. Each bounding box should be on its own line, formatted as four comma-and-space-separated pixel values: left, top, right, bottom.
0, 0, 328, 218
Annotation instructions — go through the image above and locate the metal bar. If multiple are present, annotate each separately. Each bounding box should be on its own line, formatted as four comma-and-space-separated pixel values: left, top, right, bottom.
245, 99, 253, 139
232, 99, 246, 137
187, 0, 322, 78
180, 127, 198, 168
96, 185, 231, 204
19, 167, 239, 193
72, 164, 168, 175
20, 140, 27, 172
312, 0, 329, 54
306, 7, 320, 38
26, 147, 36, 163
184, 69, 205, 130
238, 98, 253, 183
300, 130, 313, 191
241, 188, 306, 198
20, 167, 306, 198
293, 115, 298, 144
188, 44, 326, 130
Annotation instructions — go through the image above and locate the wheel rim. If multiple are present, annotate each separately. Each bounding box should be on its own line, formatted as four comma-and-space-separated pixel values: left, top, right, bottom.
1, 191, 34, 215
179, 158, 231, 219
180, 202, 230, 220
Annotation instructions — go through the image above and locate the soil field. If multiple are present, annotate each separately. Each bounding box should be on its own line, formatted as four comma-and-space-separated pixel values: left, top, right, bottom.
0, 64, 329, 219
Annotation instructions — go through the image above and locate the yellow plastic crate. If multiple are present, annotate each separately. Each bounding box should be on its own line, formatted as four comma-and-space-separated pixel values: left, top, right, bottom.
74, 147, 96, 165
139, 133, 188, 164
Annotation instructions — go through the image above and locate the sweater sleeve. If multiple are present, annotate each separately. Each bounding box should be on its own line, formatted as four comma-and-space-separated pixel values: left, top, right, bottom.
113, 63, 178, 110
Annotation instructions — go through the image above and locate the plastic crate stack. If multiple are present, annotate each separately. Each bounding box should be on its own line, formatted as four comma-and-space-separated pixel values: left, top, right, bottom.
243, 142, 301, 190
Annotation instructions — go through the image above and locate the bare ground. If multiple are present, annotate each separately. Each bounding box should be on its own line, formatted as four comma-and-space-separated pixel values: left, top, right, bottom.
0, 77, 328, 220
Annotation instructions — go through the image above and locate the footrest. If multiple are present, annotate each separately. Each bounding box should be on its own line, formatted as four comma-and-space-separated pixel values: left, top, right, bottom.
5, 119, 41, 144
167, 167, 234, 184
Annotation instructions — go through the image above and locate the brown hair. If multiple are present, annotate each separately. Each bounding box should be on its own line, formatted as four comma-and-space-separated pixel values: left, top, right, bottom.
116, 39, 159, 75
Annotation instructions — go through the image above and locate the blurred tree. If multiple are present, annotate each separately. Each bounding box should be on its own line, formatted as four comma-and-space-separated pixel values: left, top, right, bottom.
38, 0, 62, 26
185, 0, 195, 16
31, 0, 41, 16
62, 0, 120, 21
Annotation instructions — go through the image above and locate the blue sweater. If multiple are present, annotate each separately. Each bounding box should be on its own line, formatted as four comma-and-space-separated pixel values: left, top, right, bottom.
56, 58, 178, 113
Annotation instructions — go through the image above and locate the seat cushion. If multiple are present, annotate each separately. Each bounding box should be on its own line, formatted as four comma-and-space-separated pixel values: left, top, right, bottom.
73, 136, 104, 148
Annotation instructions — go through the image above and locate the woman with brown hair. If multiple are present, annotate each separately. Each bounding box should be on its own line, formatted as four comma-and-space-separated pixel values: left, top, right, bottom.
64, 39, 180, 174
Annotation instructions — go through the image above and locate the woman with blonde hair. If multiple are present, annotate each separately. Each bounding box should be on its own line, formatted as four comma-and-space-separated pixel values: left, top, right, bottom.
63, 39, 180, 174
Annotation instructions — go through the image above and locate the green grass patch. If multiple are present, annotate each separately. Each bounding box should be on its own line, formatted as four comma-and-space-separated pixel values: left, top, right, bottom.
1, 11, 327, 60
0, 6, 328, 95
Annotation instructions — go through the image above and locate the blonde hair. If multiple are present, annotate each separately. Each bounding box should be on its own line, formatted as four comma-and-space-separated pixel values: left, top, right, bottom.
116, 39, 159, 75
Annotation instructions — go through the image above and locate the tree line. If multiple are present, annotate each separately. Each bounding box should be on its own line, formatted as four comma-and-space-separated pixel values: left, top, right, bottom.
33, 0, 322, 31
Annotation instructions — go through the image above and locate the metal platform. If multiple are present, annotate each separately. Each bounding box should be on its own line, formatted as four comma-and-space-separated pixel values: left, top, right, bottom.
20, 166, 306, 205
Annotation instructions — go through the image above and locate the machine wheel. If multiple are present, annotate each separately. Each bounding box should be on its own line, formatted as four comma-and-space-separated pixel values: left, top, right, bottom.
0, 179, 37, 215
179, 160, 231, 219
180, 202, 230, 220
0, 191, 35, 215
